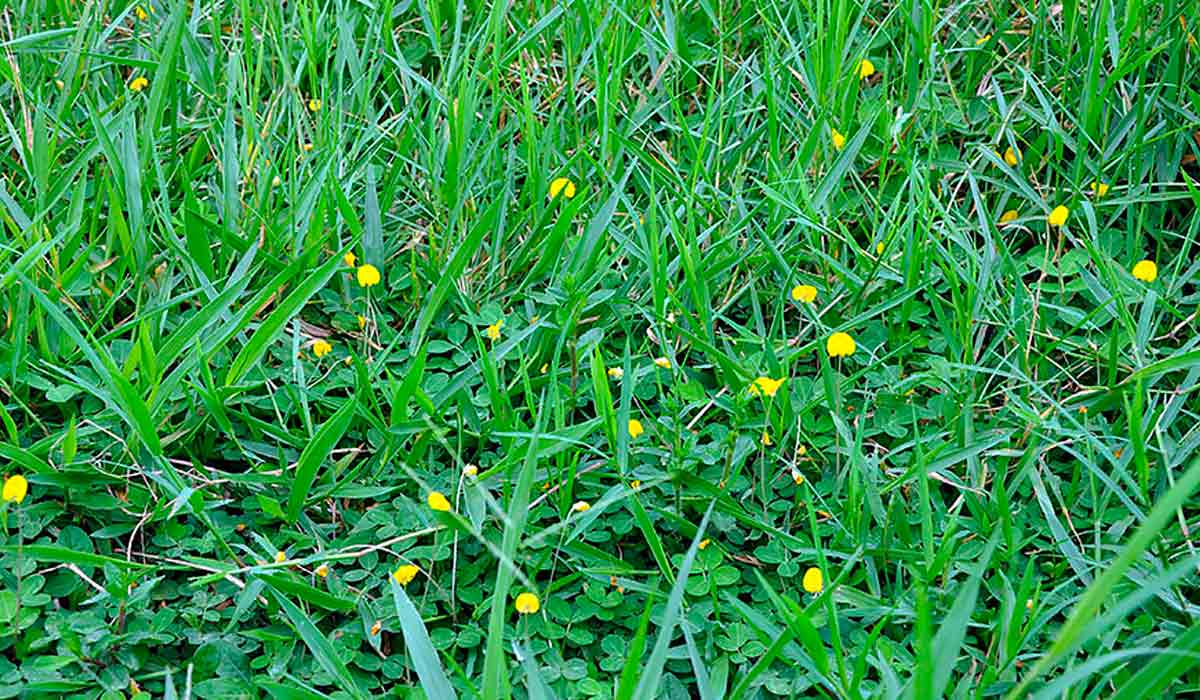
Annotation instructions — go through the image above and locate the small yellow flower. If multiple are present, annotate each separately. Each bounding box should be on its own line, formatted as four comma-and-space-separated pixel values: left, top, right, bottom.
2, 475, 28, 503
128, 76, 149, 92
797, 445, 807, 456
393, 564, 420, 585
607, 367, 624, 379
975, 33, 991, 45
55, 79, 65, 90
344, 251, 357, 267
1132, 259, 1157, 282
540, 363, 549, 373
876, 242, 885, 255
572, 500, 590, 513
654, 356, 670, 369
749, 377, 785, 398
463, 464, 479, 477
312, 339, 332, 358
1003, 146, 1020, 166
370, 620, 382, 635
486, 319, 504, 341
1091, 181, 1110, 198
515, 592, 540, 614
698, 539, 711, 550
628, 419, 644, 439
761, 431, 772, 446
356, 263, 381, 287
303, 142, 314, 152
315, 564, 329, 578
1047, 205, 1070, 227
999, 209, 1019, 224
549, 177, 576, 200
308, 98, 322, 112
792, 469, 805, 485
135, 5, 148, 20
826, 332, 856, 358
271, 175, 282, 188
791, 284, 817, 303
629, 480, 641, 490
832, 129, 846, 150
802, 567, 823, 593
357, 314, 366, 329
427, 491, 451, 512
857, 58, 876, 80
275, 551, 287, 564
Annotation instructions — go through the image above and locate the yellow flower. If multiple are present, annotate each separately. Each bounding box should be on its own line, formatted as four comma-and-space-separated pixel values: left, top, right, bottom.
832, 129, 846, 150
312, 339, 332, 358
2, 475, 28, 503
271, 175, 282, 188
393, 564, 420, 585
857, 58, 876, 80
128, 76, 149, 92
427, 491, 451, 512
975, 33, 991, 45
876, 242, 885, 255
999, 209, 1019, 224
343, 251, 356, 267
356, 263, 381, 287
791, 469, 805, 485
628, 419, 644, 439
749, 377, 785, 398
826, 332, 856, 357
1132, 259, 1157, 283
540, 363, 549, 373
135, 5, 149, 20
357, 314, 366, 329
303, 142, 314, 152
55, 79, 65, 90
1047, 205, 1070, 227
698, 538, 711, 550
761, 431, 772, 446
653, 356, 670, 369
370, 620, 382, 635
791, 284, 817, 303
572, 500, 590, 513
1003, 146, 1020, 166
1091, 181, 1110, 198
548, 177, 576, 200
515, 592, 540, 614
308, 98, 322, 112
275, 551, 287, 563
463, 464, 479, 477
802, 567, 823, 593
486, 319, 504, 340
797, 445, 807, 456
315, 564, 329, 578
629, 480, 641, 490
607, 367, 624, 379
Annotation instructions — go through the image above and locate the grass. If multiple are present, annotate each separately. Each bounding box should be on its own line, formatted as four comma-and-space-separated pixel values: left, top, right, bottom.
1, 0, 1200, 697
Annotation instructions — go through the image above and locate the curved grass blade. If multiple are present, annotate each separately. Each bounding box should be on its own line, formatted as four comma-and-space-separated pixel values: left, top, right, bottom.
287, 398, 357, 522
266, 587, 365, 700
391, 579, 457, 700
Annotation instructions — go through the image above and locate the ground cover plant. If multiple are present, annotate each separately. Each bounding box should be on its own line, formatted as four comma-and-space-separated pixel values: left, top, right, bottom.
2, 0, 1200, 697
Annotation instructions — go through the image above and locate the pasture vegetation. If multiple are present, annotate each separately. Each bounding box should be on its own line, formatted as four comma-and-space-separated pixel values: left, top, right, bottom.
1, 0, 1199, 698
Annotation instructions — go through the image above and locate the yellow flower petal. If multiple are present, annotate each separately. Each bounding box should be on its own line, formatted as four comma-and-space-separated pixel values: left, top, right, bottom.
275, 551, 287, 563
128, 76, 149, 92
628, 419, 644, 439
427, 491, 451, 512
315, 564, 329, 578
802, 567, 823, 593
312, 339, 332, 358
749, 377, 785, 398
975, 33, 992, 45
356, 263, 381, 287
826, 332, 856, 358
549, 177, 576, 199
653, 357, 670, 369
857, 58, 876, 80
393, 564, 420, 585
999, 209, 1019, 224
2, 475, 28, 503
1091, 181, 1110, 198
1132, 259, 1157, 283
572, 500, 590, 513
791, 284, 817, 303
515, 592, 540, 614
1047, 205, 1070, 227
463, 464, 479, 477
486, 319, 504, 341
1004, 146, 1020, 166
308, 98, 322, 112
343, 251, 357, 267
607, 367, 624, 379
831, 129, 846, 150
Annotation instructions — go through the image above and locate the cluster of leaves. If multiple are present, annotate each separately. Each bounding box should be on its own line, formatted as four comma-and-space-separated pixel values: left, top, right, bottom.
1, 0, 1200, 698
